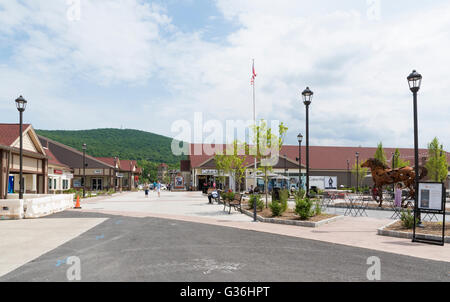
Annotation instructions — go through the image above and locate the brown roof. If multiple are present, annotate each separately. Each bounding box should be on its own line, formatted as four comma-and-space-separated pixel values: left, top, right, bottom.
95, 157, 118, 167
0, 123, 31, 146
189, 143, 450, 170
45, 147, 70, 168
119, 160, 138, 172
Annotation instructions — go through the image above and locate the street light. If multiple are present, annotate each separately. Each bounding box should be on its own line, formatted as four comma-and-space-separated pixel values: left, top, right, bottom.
407, 69, 423, 228
356, 152, 360, 193
82, 143, 87, 198
302, 87, 313, 197
15, 96, 27, 199
347, 159, 351, 188
296, 133, 303, 191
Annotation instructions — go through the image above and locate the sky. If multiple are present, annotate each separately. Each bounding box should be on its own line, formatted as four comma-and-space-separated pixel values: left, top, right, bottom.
0, 0, 449, 149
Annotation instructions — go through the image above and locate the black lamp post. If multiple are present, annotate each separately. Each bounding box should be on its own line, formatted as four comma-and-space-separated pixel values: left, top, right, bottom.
356, 152, 360, 193
15, 96, 27, 199
347, 159, 351, 188
407, 69, 423, 228
82, 143, 87, 198
302, 87, 313, 198
297, 133, 303, 190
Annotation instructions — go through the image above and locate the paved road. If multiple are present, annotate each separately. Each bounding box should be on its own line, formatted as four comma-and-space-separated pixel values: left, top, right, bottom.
1, 210, 449, 282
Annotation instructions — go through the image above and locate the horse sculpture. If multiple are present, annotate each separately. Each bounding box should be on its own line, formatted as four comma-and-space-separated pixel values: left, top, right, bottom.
361, 158, 427, 207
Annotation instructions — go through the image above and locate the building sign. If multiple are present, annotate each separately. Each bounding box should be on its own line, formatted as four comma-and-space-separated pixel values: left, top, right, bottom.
73, 179, 81, 188
418, 182, 445, 211
324, 176, 338, 190
175, 174, 184, 189
308, 176, 338, 190
53, 169, 63, 175
94, 170, 102, 175
201, 169, 218, 175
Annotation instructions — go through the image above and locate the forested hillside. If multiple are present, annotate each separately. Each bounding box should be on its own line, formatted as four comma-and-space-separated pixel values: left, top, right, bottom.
36, 128, 185, 166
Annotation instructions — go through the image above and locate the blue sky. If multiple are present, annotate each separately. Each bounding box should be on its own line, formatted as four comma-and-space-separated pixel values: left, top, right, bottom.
1, 0, 450, 150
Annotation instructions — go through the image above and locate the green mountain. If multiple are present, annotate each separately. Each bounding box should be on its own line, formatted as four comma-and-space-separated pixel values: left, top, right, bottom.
36, 128, 184, 165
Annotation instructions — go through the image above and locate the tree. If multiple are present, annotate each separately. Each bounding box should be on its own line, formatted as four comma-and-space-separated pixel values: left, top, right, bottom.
251, 119, 288, 207
425, 137, 448, 182
214, 152, 230, 190
392, 148, 410, 169
227, 140, 248, 193
374, 142, 387, 165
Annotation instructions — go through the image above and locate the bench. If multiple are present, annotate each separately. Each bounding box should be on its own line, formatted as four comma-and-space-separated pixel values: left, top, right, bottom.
223, 193, 243, 214
207, 188, 220, 204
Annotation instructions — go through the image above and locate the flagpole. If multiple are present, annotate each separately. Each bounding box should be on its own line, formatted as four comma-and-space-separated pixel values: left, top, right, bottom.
252, 59, 257, 222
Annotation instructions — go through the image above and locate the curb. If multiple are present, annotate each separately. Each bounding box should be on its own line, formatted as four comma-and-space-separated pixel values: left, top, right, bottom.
377, 220, 450, 243
241, 208, 344, 228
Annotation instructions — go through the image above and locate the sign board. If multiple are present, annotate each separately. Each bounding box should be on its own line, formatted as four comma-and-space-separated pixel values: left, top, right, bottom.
94, 170, 102, 175
201, 169, 218, 175
53, 169, 63, 175
174, 175, 184, 189
309, 176, 325, 190
418, 182, 445, 211
73, 179, 81, 188
413, 182, 446, 246
324, 176, 338, 190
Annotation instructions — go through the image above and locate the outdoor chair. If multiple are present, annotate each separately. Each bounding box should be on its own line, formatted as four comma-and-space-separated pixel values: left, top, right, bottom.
224, 193, 243, 214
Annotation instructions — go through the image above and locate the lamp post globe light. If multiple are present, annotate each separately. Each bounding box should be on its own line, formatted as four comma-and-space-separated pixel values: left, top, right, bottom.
302, 87, 313, 197
355, 152, 360, 193
297, 133, 303, 191
82, 143, 87, 198
15, 96, 27, 200
407, 69, 423, 229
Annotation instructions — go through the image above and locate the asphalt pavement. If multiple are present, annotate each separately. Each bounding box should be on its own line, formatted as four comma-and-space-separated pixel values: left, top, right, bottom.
1, 210, 449, 282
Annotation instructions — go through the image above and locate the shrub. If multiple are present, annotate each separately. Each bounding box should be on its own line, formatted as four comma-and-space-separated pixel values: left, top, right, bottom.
295, 197, 313, 220
248, 194, 264, 211
221, 192, 234, 202
400, 209, 418, 229
269, 201, 285, 217
314, 200, 322, 216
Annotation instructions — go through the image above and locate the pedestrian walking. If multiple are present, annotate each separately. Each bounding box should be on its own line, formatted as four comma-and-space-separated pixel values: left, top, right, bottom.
394, 183, 402, 208
157, 181, 161, 197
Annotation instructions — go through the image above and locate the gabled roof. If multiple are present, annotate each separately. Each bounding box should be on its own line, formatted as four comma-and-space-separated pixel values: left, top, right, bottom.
44, 147, 70, 169
0, 123, 31, 146
96, 157, 119, 168
119, 159, 139, 172
38, 135, 115, 169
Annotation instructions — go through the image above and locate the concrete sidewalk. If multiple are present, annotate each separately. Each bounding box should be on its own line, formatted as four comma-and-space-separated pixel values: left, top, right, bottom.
74, 191, 450, 263
0, 217, 106, 277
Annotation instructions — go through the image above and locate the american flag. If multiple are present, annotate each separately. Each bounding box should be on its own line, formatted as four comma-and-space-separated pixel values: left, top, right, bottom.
251, 61, 257, 85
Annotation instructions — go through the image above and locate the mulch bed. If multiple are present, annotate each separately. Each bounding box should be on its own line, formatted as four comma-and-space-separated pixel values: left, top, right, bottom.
247, 207, 336, 222
385, 221, 450, 236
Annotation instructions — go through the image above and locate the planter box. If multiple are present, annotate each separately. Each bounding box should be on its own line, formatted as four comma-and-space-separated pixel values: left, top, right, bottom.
241, 208, 344, 228
377, 221, 450, 243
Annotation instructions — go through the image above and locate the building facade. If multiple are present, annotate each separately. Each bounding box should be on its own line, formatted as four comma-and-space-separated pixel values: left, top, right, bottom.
185, 144, 450, 192
0, 124, 48, 199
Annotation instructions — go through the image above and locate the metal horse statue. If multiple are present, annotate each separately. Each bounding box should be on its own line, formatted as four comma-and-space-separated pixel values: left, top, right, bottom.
361, 158, 427, 207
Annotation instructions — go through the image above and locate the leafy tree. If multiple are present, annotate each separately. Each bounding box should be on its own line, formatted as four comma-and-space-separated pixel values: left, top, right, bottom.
374, 142, 387, 165
251, 119, 288, 207
392, 148, 410, 169
214, 152, 231, 190
425, 137, 448, 182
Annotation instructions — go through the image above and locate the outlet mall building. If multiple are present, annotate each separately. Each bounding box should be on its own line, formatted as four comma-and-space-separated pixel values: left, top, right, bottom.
0, 123, 141, 198
184, 144, 450, 192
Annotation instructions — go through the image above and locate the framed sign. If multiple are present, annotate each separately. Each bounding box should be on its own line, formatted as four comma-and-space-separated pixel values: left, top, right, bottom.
418, 182, 445, 211
413, 182, 446, 246
324, 176, 338, 190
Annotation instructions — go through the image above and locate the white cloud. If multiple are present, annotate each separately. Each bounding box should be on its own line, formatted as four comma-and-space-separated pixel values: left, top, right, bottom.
1, 0, 450, 151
